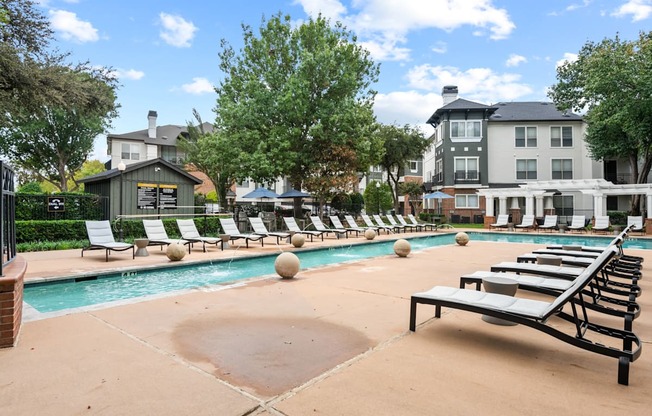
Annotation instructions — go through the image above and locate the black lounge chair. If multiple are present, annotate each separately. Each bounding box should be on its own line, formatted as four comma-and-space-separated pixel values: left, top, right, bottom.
409, 246, 641, 385
82, 220, 134, 262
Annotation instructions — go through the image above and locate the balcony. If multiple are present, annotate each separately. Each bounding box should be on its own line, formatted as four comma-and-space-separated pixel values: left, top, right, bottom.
605, 172, 633, 185
454, 170, 481, 184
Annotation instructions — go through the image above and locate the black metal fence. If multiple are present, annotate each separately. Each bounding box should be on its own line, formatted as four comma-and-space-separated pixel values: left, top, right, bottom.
1, 161, 17, 276
16, 193, 109, 221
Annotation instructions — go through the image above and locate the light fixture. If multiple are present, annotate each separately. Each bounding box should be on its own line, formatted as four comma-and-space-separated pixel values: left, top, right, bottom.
117, 161, 126, 171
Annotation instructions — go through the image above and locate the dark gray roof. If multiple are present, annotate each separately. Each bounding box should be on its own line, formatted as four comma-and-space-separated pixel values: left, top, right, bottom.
107, 122, 214, 146
489, 102, 583, 122
78, 158, 202, 185
426, 98, 499, 125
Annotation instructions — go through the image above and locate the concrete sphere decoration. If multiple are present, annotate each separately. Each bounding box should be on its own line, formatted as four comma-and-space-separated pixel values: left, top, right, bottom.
275, 252, 300, 279
364, 228, 376, 240
166, 242, 187, 261
291, 233, 306, 248
455, 232, 470, 246
393, 239, 411, 257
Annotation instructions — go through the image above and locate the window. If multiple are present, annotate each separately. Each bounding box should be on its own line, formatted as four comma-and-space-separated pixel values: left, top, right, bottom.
237, 179, 250, 187
515, 127, 537, 147
450, 121, 481, 139
553, 195, 574, 216
408, 160, 418, 172
121, 143, 140, 161
552, 158, 573, 179
435, 159, 443, 182
454, 157, 478, 180
161, 145, 178, 164
455, 194, 479, 208
551, 126, 573, 147
516, 159, 537, 180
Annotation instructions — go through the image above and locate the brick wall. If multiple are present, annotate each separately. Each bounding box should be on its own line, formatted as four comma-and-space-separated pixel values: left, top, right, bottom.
0, 256, 26, 348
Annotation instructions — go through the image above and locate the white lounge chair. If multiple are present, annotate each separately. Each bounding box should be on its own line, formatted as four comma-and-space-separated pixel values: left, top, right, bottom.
344, 215, 372, 232
407, 214, 437, 231
219, 218, 265, 247
567, 215, 587, 233
329, 215, 363, 237
81, 220, 134, 262
176, 219, 223, 252
515, 214, 535, 231
283, 217, 324, 242
248, 217, 290, 244
490, 214, 509, 230
592, 216, 611, 234
538, 215, 558, 232
310, 216, 348, 238
384, 215, 407, 232
396, 214, 422, 232
143, 219, 191, 253
627, 216, 644, 235
373, 214, 401, 233
361, 214, 387, 233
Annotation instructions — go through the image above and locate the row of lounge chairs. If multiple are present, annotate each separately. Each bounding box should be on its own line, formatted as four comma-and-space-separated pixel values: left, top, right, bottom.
409, 225, 644, 385
82, 213, 438, 261
491, 214, 645, 234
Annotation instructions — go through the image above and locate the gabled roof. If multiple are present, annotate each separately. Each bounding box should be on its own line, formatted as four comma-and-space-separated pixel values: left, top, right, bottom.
107, 122, 214, 146
426, 98, 499, 126
488, 102, 583, 122
78, 158, 202, 185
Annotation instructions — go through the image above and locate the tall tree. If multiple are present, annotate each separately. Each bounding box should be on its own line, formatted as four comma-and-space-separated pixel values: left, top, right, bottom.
376, 123, 429, 212
214, 12, 380, 216
548, 31, 652, 213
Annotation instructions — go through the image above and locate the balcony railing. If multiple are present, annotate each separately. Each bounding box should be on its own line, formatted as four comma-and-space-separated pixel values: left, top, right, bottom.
605, 173, 633, 185
454, 170, 481, 184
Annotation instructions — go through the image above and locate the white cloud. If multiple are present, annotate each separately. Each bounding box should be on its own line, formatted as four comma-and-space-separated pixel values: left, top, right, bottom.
49, 10, 99, 43
556, 52, 578, 68
159, 13, 197, 47
612, 0, 652, 21
431, 41, 447, 54
114, 68, 145, 80
296, 0, 516, 61
505, 54, 527, 67
405, 64, 533, 103
181, 77, 214, 95
374, 90, 440, 134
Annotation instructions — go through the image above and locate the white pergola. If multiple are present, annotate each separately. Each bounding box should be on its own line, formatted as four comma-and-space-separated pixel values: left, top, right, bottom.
477, 179, 652, 219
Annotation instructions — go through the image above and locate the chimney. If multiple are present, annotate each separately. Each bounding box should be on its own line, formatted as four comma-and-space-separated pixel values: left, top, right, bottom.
147, 110, 157, 139
442, 85, 458, 105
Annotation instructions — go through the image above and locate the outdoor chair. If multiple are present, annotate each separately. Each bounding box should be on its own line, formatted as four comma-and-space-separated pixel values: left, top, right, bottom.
344, 215, 372, 233
143, 219, 191, 253
249, 217, 290, 244
592, 216, 611, 234
515, 214, 536, 231
176, 219, 223, 252
567, 215, 587, 233
383, 215, 407, 233
283, 217, 324, 242
81, 220, 134, 262
329, 215, 363, 237
407, 214, 437, 231
538, 215, 558, 232
409, 246, 641, 386
627, 216, 644, 235
490, 214, 509, 230
373, 214, 402, 233
396, 214, 422, 232
361, 214, 390, 233
309, 216, 348, 238
219, 218, 266, 248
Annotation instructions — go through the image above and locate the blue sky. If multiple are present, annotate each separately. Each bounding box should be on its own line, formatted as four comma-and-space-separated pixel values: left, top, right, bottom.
36, 0, 652, 162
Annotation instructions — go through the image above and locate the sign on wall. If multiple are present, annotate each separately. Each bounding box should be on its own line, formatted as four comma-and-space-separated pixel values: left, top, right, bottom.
137, 183, 178, 210
47, 197, 65, 212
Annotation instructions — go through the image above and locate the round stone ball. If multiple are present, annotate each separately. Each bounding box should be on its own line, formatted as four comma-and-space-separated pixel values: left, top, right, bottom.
455, 232, 469, 246
275, 252, 300, 279
364, 228, 376, 240
393, 239, 411, 257
291, 233, 306, 248
166, 242, 187, 261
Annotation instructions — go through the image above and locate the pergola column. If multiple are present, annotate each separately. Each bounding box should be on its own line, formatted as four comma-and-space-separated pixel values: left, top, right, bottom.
485, 196, 494, 217
498, 196, 507, 215
535, 195, 544, 217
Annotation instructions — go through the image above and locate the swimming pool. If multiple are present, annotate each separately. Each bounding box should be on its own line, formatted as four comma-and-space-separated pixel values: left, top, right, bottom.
24, 232, 649, 314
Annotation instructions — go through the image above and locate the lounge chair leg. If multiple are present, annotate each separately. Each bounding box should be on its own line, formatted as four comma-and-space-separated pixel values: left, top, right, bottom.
618, 357, 630, 385
409, 298, 417, 331
435, 305, 441, 318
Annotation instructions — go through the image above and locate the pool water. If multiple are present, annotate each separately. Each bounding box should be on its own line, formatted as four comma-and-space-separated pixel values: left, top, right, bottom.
24, 232, 649, 314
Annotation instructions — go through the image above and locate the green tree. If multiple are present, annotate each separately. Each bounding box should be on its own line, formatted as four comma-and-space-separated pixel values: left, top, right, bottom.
214, 12, 380, 217
363, 181, 392, 215
548, 31, 652, 213
399, 181, 424, 216
376, 123, 429, 212
39, 159, 106, 193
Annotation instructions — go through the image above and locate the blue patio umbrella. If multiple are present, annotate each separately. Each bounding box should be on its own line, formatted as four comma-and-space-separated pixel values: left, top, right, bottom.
278, 189, 311, 198
424, 191, 453, 215
242, 187, 280, 199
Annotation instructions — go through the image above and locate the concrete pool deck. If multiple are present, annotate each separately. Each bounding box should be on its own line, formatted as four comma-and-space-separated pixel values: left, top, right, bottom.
2, 229, 651, 415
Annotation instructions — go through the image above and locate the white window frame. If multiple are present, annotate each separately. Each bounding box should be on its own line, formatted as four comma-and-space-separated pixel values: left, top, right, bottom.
455, 194, 479, 209
516, 159, 537, 180
450, 120, 482, 141
515, 126, 537, 148
121, 143, 140, 161
551, 158, 573, 179
550, 126, 573, 147
454, 157, 479, 181
408, 160, 418, 172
